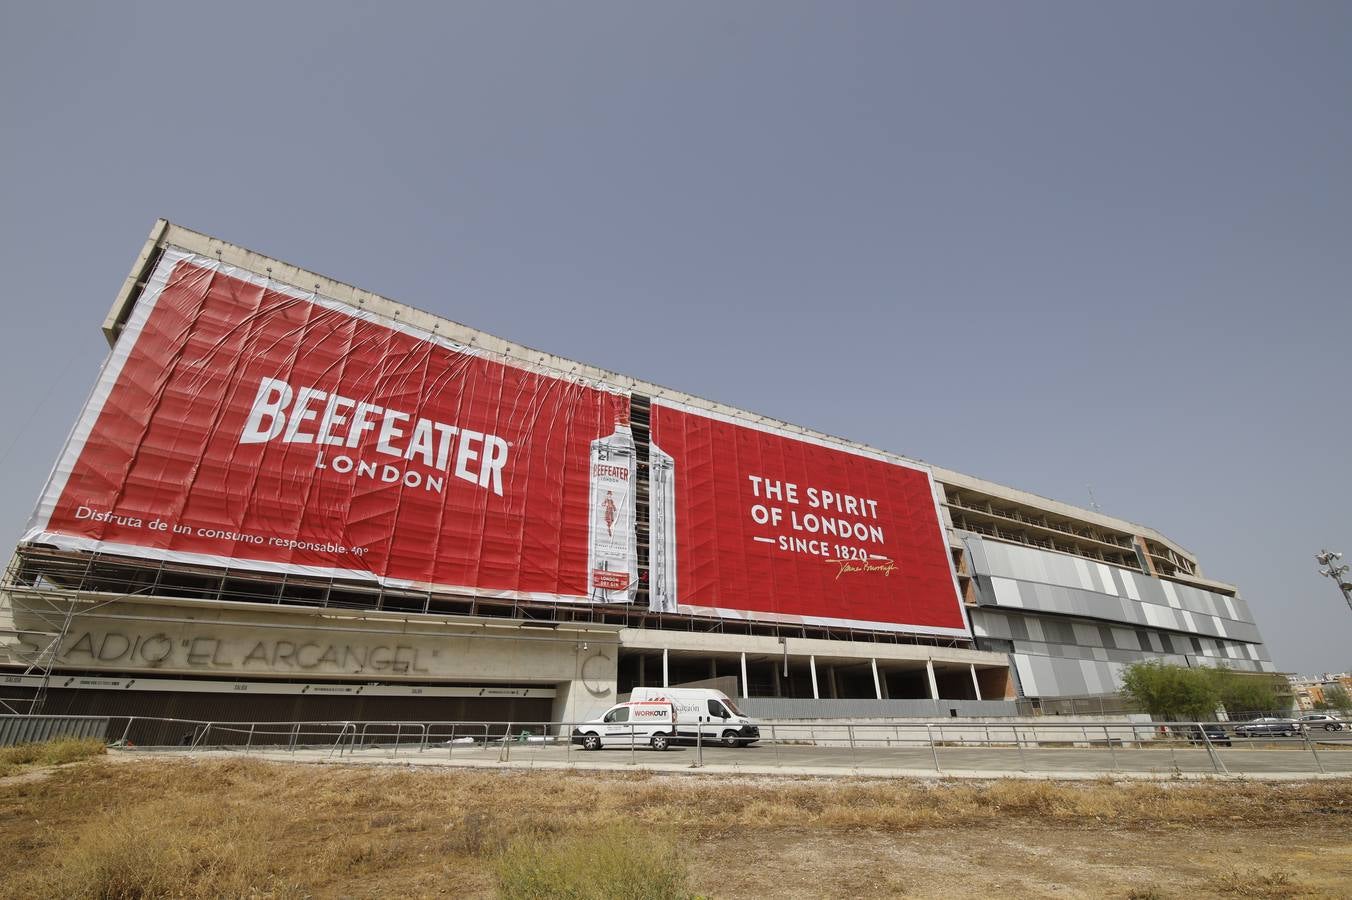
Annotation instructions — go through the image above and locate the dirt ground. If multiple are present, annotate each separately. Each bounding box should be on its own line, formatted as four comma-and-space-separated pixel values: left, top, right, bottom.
1, 755, 1349, 898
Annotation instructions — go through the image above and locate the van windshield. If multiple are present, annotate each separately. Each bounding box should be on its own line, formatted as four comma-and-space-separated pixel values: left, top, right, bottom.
722, 699, 743, 717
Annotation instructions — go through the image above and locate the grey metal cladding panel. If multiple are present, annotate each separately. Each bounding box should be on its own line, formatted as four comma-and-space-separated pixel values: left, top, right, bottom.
1082, 659, 1114, 693
1133, 576, 1168, 607
1065, 586, 1091, 618
1191, 615, 1220, 638
1194, 588, 1228, 620
1036, 583, 1063, 615
1040, 657, 1088, 697
1008, 615, 1030, 641
962, 533, 993, 575
1071, 622, 1100, 646
971, 609, 1011, 639
1047, 553, 1077, 588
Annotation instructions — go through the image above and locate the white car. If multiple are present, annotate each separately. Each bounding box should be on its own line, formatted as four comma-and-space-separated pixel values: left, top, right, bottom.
1298, 714, 1346, 732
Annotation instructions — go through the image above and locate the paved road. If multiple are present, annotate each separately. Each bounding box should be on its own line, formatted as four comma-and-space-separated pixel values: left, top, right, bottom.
141, 734, 1352, 779
475, 739, 1351, 776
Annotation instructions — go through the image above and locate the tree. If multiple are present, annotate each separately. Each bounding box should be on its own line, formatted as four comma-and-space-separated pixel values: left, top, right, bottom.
1119, 661, 1219, 721
1315, 684, 1351, 713
1206, 668, 1292, 718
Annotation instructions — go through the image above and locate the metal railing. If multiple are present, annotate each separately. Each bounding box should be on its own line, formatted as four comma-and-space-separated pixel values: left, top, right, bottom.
3, 714, 1346, 777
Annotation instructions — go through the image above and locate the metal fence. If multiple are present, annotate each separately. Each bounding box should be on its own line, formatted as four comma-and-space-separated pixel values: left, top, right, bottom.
0, 715, 109, 747
3, 713, 1347, 778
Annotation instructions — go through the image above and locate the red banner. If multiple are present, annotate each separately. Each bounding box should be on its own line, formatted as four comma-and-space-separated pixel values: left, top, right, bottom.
26, 249, 626, 598
649, 401, 967, 634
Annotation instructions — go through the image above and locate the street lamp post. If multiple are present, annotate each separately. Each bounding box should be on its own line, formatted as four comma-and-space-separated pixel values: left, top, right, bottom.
1315, 549, 1352, 613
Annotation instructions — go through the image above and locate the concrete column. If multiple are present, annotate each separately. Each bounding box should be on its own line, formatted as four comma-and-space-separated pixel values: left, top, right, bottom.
771, 660, 782, 697
926, 658, 939, 701
828, 665, 839, 699
809, 655, 820, 699
638, 654, 646, 688
662, 648, 669, 688
970, 664, 983, 701
871, 658, 882, 700
740, 651, 749, 699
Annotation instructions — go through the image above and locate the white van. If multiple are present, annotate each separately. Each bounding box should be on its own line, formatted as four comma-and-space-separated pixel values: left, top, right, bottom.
628, 687, 760, 747
571, 700, 678, 751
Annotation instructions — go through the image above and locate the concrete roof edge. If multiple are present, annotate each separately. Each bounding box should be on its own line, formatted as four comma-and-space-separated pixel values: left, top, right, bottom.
932, 467, 1198, 562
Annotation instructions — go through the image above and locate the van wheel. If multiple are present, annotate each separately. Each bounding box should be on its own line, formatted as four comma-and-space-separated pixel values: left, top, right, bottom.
650, 733, 670, 751
721, 730, 740, 748
582, 733, 602, 751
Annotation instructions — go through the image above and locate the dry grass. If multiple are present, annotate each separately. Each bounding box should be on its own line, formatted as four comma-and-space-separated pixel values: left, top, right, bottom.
494, 824, 693, 899
0, 757, 1348, 898
1214, 869, 1306, 898
0, 736, 105, 777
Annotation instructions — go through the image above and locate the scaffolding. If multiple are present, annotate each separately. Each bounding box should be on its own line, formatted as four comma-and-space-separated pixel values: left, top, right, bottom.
0, 555, 87, 714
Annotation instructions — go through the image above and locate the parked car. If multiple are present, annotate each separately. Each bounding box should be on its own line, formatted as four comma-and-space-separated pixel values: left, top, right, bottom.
1233, 717, 1301, 737
1297, 714, 1346, 732
1177, 724, 1231, 747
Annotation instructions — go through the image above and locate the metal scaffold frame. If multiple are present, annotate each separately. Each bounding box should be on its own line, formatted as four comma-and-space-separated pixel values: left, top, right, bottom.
0, 554, 88, 714
0, 552, 160, 715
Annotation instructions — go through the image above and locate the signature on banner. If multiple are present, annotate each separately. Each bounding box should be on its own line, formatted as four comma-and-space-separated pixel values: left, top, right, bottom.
826, 557, 898, 580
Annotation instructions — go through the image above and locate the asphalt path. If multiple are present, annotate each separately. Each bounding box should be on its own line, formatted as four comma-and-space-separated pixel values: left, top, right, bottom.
483, 739, 1352, 776
130, 727, 1352, 778
206, 732, 1348, 778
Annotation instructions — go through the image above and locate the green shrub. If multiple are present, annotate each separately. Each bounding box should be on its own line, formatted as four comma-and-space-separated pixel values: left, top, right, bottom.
1120, 661, 1219, 721
494, 824, 692, 900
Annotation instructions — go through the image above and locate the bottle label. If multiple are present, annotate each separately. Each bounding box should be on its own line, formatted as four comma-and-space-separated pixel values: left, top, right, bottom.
587, 418, 637, 600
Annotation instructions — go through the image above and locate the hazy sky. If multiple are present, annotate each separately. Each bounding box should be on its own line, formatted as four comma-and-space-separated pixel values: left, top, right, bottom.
1, 2, 1348, 674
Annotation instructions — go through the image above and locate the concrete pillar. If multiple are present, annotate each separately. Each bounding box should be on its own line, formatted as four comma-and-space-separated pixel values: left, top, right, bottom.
662, 648, 669, 688
638, 654, 646, 688
871, 658, 882, 700
970, 664, 983, 701
809, 655, 820, 699
828, 665, 839, 699
926, 658, 939, 701
771, 660, 782, 697
740, 651, 749, 699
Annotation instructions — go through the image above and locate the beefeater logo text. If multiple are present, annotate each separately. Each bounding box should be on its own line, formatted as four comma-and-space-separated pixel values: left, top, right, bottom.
240, 377, 510, 496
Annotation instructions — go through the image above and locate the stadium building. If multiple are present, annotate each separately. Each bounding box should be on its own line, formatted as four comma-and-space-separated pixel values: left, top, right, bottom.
0, 221, 1274, 727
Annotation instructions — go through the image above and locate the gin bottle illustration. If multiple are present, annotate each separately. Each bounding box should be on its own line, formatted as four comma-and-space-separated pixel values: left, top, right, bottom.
647, 440, 677, 613
587, 404, 637, 602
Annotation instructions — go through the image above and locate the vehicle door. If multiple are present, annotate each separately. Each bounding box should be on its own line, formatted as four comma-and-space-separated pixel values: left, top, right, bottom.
705, 698, 732, 736
603, 705, 634, 744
